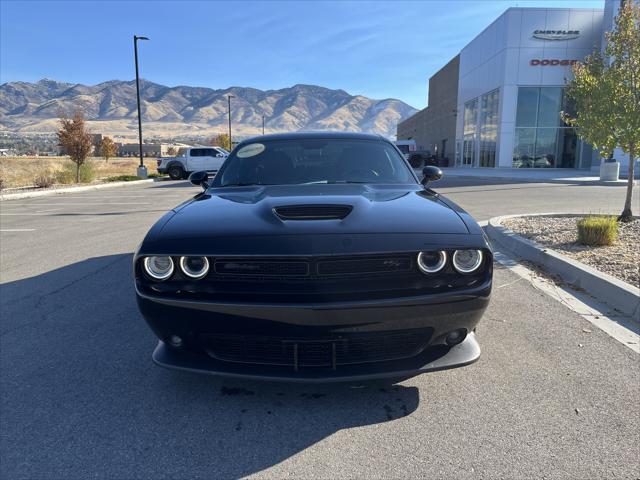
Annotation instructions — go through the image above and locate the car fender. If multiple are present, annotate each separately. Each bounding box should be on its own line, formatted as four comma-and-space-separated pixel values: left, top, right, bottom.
165, 160, 186, 170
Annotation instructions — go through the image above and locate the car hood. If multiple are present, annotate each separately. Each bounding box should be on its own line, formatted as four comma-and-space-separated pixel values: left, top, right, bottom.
157, 184, 469, 240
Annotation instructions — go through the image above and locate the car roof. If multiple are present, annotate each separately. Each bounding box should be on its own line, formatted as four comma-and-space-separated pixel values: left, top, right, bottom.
236, 131, 388, 147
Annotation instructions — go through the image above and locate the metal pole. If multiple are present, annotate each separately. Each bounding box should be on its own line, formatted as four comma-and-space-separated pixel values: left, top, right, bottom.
134, 36, 143, 168
227, 95, 234, 150
262, 115, 265, 135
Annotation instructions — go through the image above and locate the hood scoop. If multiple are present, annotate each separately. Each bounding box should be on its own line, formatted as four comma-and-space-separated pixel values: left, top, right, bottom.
273, 204, 353, 220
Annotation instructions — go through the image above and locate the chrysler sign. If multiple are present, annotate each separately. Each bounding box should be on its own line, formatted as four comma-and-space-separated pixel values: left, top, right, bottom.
533, 30, 580, 40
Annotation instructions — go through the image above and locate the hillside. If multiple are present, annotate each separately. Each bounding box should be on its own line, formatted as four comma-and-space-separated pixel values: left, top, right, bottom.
0, 79, 417, 139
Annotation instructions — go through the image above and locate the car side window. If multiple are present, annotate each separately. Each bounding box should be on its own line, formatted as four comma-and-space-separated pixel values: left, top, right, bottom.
190, 149, 201, 157
203, 149, 216, 157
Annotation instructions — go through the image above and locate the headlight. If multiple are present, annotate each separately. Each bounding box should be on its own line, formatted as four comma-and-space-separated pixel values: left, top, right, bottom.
452, 249, 483, 274
179, 256, 210, 279
143, 256, 174, 280
417, 251, 447, 274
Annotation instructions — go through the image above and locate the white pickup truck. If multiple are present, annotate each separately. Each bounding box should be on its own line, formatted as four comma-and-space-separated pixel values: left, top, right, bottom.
157, 146, 230, 180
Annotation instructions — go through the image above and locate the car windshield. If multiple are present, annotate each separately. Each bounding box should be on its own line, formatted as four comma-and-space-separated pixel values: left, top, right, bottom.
214, 138, 416, 187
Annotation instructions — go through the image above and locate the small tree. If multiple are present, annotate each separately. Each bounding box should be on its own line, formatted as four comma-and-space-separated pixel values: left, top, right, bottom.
211, 133, 231, 151
564, 1, 639, 221
58, 111, 93, 183
166, 146, 177, 156
100, 136, 118, 162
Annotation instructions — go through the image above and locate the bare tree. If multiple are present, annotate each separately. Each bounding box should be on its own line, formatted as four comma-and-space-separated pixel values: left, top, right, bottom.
58, 111, 93, 183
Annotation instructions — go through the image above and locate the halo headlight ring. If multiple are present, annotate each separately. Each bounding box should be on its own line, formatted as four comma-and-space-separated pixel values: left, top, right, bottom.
179, 256, 210, 279
417, 251, 447, 274
452, 249, 484, 274
143, 256, 174, 281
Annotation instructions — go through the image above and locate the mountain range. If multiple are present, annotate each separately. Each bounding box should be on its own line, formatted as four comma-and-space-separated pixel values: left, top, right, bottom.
0, 79, 417, 139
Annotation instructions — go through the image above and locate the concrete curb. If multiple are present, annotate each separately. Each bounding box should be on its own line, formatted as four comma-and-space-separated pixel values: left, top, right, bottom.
0, 178, 162, 201
486, 213, 640, 320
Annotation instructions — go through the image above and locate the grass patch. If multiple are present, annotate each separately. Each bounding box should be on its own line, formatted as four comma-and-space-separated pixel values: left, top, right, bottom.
33, 171, 56, 188
577, 215, 618, 246
0, 156, 154, 188
55, 161, 96, 184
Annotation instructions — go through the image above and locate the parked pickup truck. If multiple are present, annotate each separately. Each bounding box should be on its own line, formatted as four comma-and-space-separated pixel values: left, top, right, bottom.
157, 146, 230, 180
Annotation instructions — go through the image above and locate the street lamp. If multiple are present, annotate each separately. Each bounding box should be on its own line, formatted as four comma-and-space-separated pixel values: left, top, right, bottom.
262, 115, 265, 135
134, 35, 149, 178
227, 95, 235, 151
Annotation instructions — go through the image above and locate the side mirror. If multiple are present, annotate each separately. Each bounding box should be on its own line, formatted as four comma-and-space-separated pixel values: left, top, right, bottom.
421, 166, 443, 186
189, 170, 210, 189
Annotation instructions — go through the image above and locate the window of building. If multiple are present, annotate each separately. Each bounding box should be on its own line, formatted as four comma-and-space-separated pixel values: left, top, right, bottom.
458, 90, 499, 167
479, 89, 499, 167
513, 87, 582, 168
461, 98, 477, 166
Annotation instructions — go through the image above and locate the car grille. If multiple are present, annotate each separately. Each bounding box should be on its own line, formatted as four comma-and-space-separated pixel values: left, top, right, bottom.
215, 259, 309, 276
317, 256, 411, 276
273, 204, 352, 220
199, 329, 433, 369
212, 254, 413, 280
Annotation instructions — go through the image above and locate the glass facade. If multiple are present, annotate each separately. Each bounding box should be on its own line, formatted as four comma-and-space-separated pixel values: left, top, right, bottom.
458, 90, 499, 167
461, 98, 477, 166
479, 89, 499, 167
512, 87, 581, 168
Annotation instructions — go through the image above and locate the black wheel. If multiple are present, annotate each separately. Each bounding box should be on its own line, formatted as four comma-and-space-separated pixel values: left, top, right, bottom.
168, 165, 184, 180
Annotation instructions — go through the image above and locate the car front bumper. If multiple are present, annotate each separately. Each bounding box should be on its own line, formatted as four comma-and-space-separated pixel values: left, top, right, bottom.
151, 332, 481, 382
136, 281, 490, 382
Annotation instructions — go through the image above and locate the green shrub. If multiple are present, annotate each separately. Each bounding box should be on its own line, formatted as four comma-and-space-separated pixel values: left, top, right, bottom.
56, 161, 95, 184
105, 175, 141, 182
577, 216, 618, 246
148, 173, 167, 178
34, 171, 56, 188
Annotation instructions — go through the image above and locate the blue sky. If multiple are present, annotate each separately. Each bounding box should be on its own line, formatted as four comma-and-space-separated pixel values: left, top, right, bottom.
1, 0, 602, 107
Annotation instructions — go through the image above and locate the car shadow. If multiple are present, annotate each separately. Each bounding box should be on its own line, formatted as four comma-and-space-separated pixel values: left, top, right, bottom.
1, 254, 420, 479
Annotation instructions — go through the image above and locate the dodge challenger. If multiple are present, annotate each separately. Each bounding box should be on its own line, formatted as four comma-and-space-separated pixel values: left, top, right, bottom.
134, 132, 492, 382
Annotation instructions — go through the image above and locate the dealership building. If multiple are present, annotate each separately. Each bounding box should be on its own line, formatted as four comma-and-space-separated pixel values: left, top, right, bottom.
397, 0, 636, 171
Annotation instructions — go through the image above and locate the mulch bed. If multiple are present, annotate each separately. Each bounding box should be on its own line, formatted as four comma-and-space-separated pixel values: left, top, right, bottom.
502, 215, 639, 287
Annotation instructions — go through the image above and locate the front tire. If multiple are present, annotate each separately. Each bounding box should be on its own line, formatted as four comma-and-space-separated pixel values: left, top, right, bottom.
168, 165, 184, 180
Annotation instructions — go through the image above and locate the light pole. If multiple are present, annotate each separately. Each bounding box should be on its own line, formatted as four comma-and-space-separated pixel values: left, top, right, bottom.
134, 35, 149, 178
262, 115, 265, 135
227, 95, 235, 151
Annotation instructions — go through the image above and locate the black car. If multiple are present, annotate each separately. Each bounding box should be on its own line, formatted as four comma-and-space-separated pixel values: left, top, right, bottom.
134, 132, 492, 382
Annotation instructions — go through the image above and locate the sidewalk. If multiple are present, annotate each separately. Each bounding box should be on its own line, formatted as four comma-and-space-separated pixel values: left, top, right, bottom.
434, 167, 631, 184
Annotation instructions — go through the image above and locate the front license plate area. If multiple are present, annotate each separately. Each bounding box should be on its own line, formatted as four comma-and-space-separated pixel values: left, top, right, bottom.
283, 339, 347, 370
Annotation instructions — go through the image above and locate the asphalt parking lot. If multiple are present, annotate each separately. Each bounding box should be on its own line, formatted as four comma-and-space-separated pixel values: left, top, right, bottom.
1, 178, 639, 479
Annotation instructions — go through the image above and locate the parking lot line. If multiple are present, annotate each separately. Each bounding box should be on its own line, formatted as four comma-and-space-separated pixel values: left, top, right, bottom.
0, 229, 36, 232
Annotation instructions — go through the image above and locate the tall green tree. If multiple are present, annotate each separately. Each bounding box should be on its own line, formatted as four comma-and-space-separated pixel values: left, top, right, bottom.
564, 1, 639, 221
